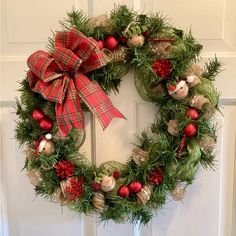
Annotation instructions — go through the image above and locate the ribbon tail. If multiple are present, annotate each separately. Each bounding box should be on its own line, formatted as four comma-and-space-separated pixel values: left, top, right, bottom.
74, 73, 125, 129
56, 79, 84, 136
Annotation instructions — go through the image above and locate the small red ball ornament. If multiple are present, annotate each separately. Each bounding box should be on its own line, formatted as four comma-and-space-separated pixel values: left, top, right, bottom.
39, 118, 53, 130
148, 168, 164, 186
152, 59, 172, 78
186, 108, 199, 120
118, 185, 130, 198
32, 109, 44, 121
184, 123, 197, 137
97, 40, 104, 49
104, 36, 118, 50
92, 182, 101, 191
129, 181, 142, 193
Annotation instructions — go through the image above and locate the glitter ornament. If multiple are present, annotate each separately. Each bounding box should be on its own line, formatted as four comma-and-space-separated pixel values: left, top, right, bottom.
55, 160, 75, 179
152, 59, 172, 78
148, 168, 164, 186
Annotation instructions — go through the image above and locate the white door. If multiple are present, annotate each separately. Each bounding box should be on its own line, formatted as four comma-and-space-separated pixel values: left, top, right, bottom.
1, 0, 236, 236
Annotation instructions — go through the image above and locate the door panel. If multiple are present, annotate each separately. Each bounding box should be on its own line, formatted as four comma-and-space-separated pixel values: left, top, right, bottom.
1, 0, 236, 236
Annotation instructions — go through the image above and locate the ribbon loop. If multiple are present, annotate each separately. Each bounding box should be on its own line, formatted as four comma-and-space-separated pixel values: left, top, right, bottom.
27, 28, 124, 136
27, 50, 62, 82
53, 47, 83, 72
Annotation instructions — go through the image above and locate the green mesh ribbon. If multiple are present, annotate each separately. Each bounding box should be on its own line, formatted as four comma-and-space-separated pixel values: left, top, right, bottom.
193, 78, 219, 106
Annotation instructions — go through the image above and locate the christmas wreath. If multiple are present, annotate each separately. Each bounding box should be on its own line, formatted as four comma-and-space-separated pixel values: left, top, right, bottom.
15, 5, 221, 224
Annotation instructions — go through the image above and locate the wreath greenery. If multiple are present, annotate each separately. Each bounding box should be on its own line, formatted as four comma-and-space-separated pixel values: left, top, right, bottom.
15, 5, 221, 225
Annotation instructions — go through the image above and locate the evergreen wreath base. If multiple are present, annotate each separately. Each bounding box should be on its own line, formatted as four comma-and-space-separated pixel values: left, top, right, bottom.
15, 5, 221, 225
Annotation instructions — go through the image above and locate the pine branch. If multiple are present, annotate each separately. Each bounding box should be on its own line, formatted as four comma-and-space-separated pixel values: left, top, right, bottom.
202, 56, 222, 81
110, 4, 136, 33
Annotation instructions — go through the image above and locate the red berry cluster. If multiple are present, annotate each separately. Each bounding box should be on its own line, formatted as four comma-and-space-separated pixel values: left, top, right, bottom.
148, 168, 164, 186
152, 59, 172, 78
55, 160, 74, 179
65, 177, 83, 200
32, 109, 53, 131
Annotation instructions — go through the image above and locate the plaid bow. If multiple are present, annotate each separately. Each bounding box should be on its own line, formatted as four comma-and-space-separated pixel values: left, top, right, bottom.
27, 28, 124, 136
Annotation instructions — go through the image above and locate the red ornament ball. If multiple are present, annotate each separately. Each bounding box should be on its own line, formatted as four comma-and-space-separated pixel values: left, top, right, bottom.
92, 182, 101, 191
186, 108, 199, 120
118, 185, 130, 198
104, 36, 118, 50
129, 181, 142, 193
184, 123, 197, 137
55, 160, 75, 179
152, 59, 172, 78
97, 40, 104, 49
39, 118, 53, 130
32, 109, 44, 121
148, 168, 164, 186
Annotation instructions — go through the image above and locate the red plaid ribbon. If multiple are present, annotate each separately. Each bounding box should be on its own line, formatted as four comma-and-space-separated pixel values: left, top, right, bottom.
27, 28, 124, 136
